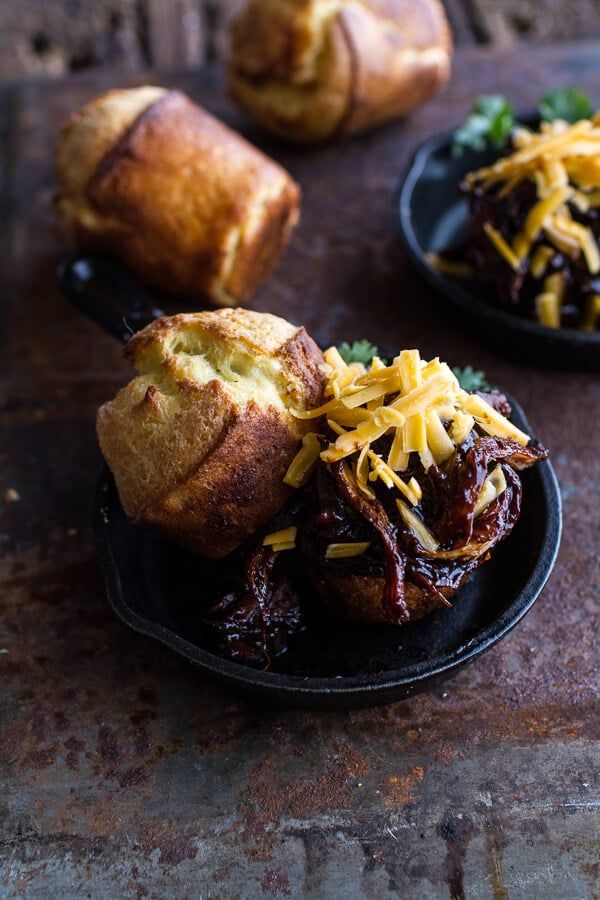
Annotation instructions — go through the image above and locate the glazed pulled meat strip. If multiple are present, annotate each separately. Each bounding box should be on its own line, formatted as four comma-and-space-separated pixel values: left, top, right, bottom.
203, 489, 311, 665
437, 436, 548, 547
330, 461, 410, 624
403, 463, 521, 589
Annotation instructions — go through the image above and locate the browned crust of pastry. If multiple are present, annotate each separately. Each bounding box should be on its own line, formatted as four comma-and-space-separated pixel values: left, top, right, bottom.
308, 566, 455, 623
227, 0, 452, 143
96, 309, 325, 558
339, 0, 453, 136
143, 400, 305, 557
56, 88, 300, 304
228, 10, 354, 143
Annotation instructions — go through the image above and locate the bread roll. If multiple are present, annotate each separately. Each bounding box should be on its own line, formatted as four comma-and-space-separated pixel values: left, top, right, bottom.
56, 87, 300, 305
97, 308, 324, 558
227, 0, 452, 143
308, 567, 456, 624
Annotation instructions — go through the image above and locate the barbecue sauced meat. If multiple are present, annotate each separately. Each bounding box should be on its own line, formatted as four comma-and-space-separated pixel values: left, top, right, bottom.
454, 116, 600, 330
202, 346, 548, 665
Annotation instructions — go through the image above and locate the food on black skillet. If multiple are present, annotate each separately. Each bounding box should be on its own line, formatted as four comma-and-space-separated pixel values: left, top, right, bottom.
435, 112, 600, 331
285, 345, 547, 627
96, 312, 548, 669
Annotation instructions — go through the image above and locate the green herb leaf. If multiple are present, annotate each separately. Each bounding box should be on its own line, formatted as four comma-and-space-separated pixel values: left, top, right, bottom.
452, 365, 490, 392
452, 95, 515, 156
538, 87, 593, 124
337, 340, 381, 366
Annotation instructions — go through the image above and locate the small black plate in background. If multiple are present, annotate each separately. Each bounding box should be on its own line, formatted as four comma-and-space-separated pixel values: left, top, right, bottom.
398, 114, 600, 370
95, 398, 561, 709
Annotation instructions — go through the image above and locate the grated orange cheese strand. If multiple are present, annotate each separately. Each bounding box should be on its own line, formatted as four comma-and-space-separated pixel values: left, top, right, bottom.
426, 253, 473, 278
408, 477, 423, 501
571, 190, 591, 213
418, 446, 436, 472
322, 407, 405, 461
564, 157, 600, 188
483, 223, 520, 270
367, 451, 420, 505
425, 409, 455, 465
356, 362, 401, 385
323, 347, 348, 371
325, 542, 371, 559
327, 419, 347, 436
292, 397, 341, 420
473, 465, 507, 518
544, 272, 566, 302
341, 381, 400, 409
396, 500, 439, 551
388, 426, 409, 471
390, 372, 457, 418
402, 412, 427, 454
530, 244, 555, 278
397, 349, 422, 394
543, 222, 580, 256
512, 186, 573, 262
541, 157, 569, 194
263, 527, 297, 547
356, 444, 375, 500
551, 216, 600, 273
535, 292, 561, 328
460, 393, 530, 445
283, 433, 321, 488
449, 410, 475, 446
582, 294, 600, 331
328, 405, 371, 426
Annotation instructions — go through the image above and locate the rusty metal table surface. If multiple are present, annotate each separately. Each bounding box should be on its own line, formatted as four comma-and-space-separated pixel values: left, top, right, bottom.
1, 42, 599, 899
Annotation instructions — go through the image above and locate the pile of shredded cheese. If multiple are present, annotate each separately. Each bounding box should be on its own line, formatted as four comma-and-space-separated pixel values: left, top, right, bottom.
465, 115, 600, 330
262, 348, 530, 557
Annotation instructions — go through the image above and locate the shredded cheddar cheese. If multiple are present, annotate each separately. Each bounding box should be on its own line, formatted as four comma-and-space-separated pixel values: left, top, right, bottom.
396, 500, 439, 551
325, 542, 371, 559
473, 465, 507, 517
283, 433, 321, 488
263, 527, 297, 552
582, 293, 600, 331
483, 222, 520, 270
283, 347, 531, 544
464, 114, 600, 305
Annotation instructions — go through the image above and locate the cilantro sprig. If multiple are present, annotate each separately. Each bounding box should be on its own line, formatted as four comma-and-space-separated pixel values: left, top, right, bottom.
538, 86, 594, 124
452, 86, 594, 156
452, 365, 490, 392
336, 339, 382, 366
452, 95, 515, 156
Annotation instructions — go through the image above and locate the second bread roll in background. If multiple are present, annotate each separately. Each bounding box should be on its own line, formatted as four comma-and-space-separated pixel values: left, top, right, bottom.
227, 0, 453, 143
56, 87, 300, 305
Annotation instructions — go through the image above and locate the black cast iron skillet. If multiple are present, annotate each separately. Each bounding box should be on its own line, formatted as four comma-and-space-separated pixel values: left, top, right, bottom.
398, 113, 600, 371
59, 257, 563, 709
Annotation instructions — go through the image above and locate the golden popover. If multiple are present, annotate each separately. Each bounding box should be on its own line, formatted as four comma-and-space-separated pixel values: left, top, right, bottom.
227, 0, 453, 143
97, 308, 324, 558
56, 87, 300, 305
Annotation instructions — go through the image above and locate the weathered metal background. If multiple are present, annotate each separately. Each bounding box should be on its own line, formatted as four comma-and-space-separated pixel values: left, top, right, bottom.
1, 43, 599, 899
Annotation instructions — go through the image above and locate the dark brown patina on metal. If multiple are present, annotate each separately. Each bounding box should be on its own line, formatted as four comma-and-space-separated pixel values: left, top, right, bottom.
1, 44, 599, 897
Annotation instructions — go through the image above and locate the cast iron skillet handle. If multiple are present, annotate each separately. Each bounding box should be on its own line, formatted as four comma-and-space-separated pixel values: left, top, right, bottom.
58, 256, 165, 344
